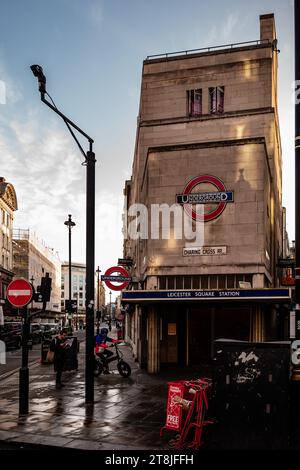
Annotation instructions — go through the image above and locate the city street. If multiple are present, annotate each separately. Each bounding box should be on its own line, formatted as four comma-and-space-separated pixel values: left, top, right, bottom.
0, 329, 86, 378
0, 343, 40, 378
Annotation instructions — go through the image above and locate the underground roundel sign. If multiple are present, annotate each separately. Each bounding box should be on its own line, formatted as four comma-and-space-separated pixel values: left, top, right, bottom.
176, 175, 234, 222
101, 266, 132, 291
6, 278, 34, 308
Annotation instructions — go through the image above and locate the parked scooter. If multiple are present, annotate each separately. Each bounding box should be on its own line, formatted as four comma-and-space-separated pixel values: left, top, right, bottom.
94, 342, 131, 378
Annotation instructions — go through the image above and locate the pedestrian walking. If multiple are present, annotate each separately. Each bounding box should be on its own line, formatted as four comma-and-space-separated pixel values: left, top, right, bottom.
49, 328, 70, 389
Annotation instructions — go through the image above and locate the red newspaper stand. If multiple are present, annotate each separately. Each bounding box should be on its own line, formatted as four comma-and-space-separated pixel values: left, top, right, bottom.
160, 381, 185, 434
161, 378, 213, 450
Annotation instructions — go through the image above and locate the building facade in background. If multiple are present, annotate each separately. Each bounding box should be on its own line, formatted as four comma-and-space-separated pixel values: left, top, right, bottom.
122, 14, 291, 373
12, 229, 61, 319
61, 262, 105, 326
0, 177, 18, 314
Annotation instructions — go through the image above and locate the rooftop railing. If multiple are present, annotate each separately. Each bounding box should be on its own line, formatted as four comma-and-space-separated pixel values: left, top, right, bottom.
145, 39, 271, 61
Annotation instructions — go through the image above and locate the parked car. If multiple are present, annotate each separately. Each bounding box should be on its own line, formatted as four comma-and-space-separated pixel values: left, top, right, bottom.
40, 323, 59, 339
30, 323, 43, 344
0, 323, 22, 349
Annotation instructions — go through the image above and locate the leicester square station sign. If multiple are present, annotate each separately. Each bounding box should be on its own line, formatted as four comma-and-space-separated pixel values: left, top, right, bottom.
122, 289, 291, 302
176, 174, 234, 222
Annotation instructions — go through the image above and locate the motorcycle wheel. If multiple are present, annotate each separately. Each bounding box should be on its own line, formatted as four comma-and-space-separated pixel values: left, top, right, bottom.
117, 360, 131, 378
94, 360, 103, 377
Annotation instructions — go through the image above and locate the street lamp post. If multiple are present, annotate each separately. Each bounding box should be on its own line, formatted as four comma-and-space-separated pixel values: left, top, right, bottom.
295, 2, 300, 343
96, 266, 101, 335
109, 290, 112, 330
30, 276, 34, 313
31, 65, 96, 404
64, 215, 76, 327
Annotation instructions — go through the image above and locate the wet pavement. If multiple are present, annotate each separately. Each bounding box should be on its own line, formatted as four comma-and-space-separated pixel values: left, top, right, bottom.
0, 331, 207, 450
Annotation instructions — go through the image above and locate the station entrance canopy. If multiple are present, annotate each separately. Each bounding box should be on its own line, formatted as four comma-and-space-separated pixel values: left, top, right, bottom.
121, 288, 291, 304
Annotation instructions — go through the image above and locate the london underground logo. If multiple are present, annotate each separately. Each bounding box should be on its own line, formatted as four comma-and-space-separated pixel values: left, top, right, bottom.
176, 175, 234, 222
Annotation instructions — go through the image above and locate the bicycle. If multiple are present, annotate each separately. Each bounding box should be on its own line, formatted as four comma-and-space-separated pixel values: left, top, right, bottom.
94, 342, 131, 378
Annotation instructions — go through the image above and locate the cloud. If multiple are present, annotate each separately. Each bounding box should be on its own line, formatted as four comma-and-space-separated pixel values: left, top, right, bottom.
0, 54, 23, 105
222, 13, 239, 42
0, 113, 84, 249
0, 108, 125, 271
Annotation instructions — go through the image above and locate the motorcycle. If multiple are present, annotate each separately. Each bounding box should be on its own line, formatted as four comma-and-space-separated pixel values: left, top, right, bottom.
94, 342, 131, 378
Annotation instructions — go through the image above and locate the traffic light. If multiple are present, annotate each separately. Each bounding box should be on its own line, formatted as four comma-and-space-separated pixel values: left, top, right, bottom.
34, 273, 52, 306
96, 310, 101, 320
65, 299, 77, 313
40, 273, 52, 302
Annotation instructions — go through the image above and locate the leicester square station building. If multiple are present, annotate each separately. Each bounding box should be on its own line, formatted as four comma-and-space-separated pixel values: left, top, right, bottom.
121, 14, 293, 374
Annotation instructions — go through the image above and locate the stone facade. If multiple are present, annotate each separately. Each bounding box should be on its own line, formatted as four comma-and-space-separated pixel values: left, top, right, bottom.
12, 229, 61, 317
0, 177, 17, 312
123, 14, 288, 372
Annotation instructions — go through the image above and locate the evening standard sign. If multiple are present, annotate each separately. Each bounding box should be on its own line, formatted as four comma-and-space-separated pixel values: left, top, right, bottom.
183, 246, 227, 256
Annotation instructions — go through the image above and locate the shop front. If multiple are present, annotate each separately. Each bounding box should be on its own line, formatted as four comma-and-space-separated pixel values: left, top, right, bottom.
122, 288, 291, 373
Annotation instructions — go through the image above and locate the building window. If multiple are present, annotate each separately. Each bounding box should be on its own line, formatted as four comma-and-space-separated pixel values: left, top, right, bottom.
176, 276, 183, 289
188, 89, 202, 116
210, 275, 218, 289
209, 86, 224, 113
79, 292, 83, 299
184, 276, 192, 289
61, 300, 64, 307
61, 292, 64, 298
218, 275, 226, 289
227, 275, 235, 288
159, 276, 166, 289
201, 276, 209, 289
236, 274, 244, 288
192, 276, 200, 289
167, 276, 175, 289
244, 274, 253, 286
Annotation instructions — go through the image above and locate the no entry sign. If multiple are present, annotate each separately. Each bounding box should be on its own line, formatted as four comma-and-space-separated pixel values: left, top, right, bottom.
7, 278, 33, 308
102, 266, 131, 291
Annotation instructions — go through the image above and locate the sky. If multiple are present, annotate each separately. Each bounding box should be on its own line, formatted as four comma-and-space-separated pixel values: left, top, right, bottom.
0, 0, 295, 300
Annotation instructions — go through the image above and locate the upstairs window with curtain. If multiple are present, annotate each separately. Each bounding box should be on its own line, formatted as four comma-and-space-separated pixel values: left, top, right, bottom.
209, 86, 224, 113
188, 89, 202, 116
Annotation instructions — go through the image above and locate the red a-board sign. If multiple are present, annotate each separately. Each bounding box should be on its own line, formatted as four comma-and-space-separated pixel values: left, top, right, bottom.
164, 382, 185, 431
6, 278, 33, 308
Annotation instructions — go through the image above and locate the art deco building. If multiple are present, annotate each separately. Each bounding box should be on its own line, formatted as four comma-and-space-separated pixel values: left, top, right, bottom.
122, 14, 291, 373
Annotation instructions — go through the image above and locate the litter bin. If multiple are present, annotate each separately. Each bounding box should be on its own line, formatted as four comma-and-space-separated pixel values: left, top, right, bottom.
41, 339, 52, 364
63, 336, 78, 371
211, 339, 290, 450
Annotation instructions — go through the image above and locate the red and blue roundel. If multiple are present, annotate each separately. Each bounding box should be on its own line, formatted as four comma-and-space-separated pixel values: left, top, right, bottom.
176, 175, 234, 222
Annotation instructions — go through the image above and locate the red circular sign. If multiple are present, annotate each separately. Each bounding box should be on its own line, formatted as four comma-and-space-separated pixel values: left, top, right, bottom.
183, 175, 227, 222
104, 266, 130, 291
7, 278, 33, 307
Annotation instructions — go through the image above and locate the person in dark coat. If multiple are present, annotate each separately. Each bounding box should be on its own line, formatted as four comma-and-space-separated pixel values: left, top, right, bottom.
50, 328, 69, 388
